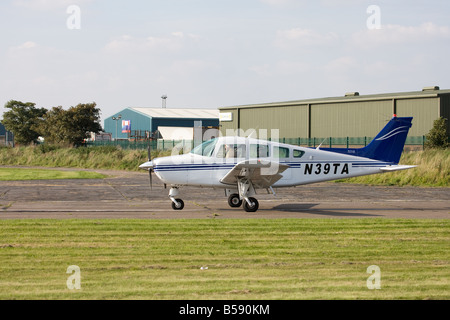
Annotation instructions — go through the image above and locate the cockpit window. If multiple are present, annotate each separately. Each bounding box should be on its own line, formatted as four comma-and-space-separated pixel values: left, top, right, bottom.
273, 146, 290, 159
250, 144, 269, 158
293, 149, 305, 158
190, 139, 217, 157
216, 144, 247, 159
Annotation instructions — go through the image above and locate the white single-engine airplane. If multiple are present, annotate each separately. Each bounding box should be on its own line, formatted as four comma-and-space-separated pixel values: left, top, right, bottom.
139, 116, 415, 212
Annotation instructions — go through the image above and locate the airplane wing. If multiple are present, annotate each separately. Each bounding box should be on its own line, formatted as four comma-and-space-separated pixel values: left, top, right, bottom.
380, 165, 417, 172
220, 160, 290, 188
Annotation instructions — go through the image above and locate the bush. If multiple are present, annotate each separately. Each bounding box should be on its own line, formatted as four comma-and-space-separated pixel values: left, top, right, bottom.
425, 117, 449, 149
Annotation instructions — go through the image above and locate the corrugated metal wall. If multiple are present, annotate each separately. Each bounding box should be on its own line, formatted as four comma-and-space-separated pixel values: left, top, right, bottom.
310, 100, 392, 138
396, 98, 439, 137
220, 109, 239, 133
220, 92, 450, 140
239, 105, 308, 139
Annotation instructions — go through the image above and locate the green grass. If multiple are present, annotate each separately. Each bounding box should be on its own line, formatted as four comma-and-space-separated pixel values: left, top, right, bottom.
338, 149, 450, 187
0, 168, 106, 181
0, 145, 170, 172
0, 219, 448, 300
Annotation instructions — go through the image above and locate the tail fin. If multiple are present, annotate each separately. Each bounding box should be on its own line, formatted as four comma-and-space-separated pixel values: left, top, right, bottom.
319, 117, 413, 164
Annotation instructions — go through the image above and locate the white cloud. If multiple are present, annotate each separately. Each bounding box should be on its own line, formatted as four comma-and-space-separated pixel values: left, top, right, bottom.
105, 32, 202, 55
249, 60, 311, 77
13, 0, 92, 11
2, 41, 103, 111
322, 56, 358, 74
165, 59, 220, 82
171, 32, 186, 38
275, 28, 340, 49
260, 0, 294, 5
249, 64, 272, 77
105, 35, 179, 54
352, 22, 450, 49
7, 41, 43, 58
319, 0, 362, 7
17, 41, 37, 50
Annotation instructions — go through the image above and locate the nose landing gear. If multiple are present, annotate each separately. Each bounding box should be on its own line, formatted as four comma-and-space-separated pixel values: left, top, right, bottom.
169, 187, 184, 211
171, 199, 184, 210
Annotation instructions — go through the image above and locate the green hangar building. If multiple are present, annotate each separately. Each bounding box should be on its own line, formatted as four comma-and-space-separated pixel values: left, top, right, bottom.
219, 86, 450, 146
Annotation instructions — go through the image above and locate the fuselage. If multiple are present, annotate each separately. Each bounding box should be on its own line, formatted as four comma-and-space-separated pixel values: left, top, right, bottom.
151, 137, 393, 188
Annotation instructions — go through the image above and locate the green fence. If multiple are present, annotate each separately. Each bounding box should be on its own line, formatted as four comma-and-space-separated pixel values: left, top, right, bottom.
282, 136, 427, 148
87, 136, 428, 150
87, 140, 198, 151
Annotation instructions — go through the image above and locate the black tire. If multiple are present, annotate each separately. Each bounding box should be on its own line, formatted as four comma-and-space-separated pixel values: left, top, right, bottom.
243, 197, 259, 212
228, 194, 243, 208
171, 199, 184, 210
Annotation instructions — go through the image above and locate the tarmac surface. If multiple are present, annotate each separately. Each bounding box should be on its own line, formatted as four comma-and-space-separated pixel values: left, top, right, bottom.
0, 168, 449, 220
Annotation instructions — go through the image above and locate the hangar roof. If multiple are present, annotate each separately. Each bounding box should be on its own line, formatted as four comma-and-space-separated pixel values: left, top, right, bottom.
130, 108, 219, 119
220, 88, 450, 110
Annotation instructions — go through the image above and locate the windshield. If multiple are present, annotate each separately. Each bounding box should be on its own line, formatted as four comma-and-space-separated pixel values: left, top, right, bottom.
190, 138, 218, 157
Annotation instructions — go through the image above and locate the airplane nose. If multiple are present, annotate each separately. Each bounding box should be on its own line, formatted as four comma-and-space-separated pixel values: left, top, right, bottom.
139, 160, 153, 170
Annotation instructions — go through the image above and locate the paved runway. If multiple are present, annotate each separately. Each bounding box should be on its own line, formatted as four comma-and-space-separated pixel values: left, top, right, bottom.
0, 169, 448, 219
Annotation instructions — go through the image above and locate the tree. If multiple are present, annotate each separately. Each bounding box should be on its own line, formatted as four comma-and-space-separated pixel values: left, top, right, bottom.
424, 117, 449, 149
2, 100, 47, 145
37, 106, 70, 144
66, 103, 103, 146
37, 102, 102, 146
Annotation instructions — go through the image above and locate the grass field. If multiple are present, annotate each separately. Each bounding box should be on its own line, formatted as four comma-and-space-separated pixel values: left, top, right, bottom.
0, 145, 154, 171
0, 219, 448, 300
0, 168, 106, 181
337, 149, 450, 187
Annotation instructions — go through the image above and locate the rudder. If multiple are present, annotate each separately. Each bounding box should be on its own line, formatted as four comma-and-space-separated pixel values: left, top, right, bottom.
361, 116, 413, 163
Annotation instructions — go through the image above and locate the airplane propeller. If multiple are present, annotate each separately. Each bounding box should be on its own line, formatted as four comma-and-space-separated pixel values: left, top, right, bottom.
147, 143, 153, 190
139, 141, 155, 191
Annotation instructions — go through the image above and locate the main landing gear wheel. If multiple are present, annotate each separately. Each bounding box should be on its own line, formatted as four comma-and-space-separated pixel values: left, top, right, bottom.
243, 197, 259, 212
171, 199, 184, 210
228, 194, 243, 208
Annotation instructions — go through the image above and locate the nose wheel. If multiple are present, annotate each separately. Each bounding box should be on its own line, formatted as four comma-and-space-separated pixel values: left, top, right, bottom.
169, 187, 185, 211
171, 199, 184, 210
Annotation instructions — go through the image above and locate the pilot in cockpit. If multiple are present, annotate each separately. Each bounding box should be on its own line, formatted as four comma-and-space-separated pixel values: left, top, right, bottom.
225, 144, 235, 158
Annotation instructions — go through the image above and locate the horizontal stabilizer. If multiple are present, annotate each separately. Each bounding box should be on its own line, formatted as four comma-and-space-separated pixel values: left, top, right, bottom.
380, 165, 417, 172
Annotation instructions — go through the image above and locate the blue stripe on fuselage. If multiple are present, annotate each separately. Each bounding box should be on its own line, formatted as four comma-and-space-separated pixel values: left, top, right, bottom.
153, 161, 390, 172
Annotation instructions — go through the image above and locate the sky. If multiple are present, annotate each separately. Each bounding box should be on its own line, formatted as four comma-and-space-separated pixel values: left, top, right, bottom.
1, 0, 449, 125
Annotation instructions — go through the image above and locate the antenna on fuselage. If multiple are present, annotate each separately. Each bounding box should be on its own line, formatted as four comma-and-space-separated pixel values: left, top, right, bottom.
316, 138, 327, 150
247, 129, 258, 139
